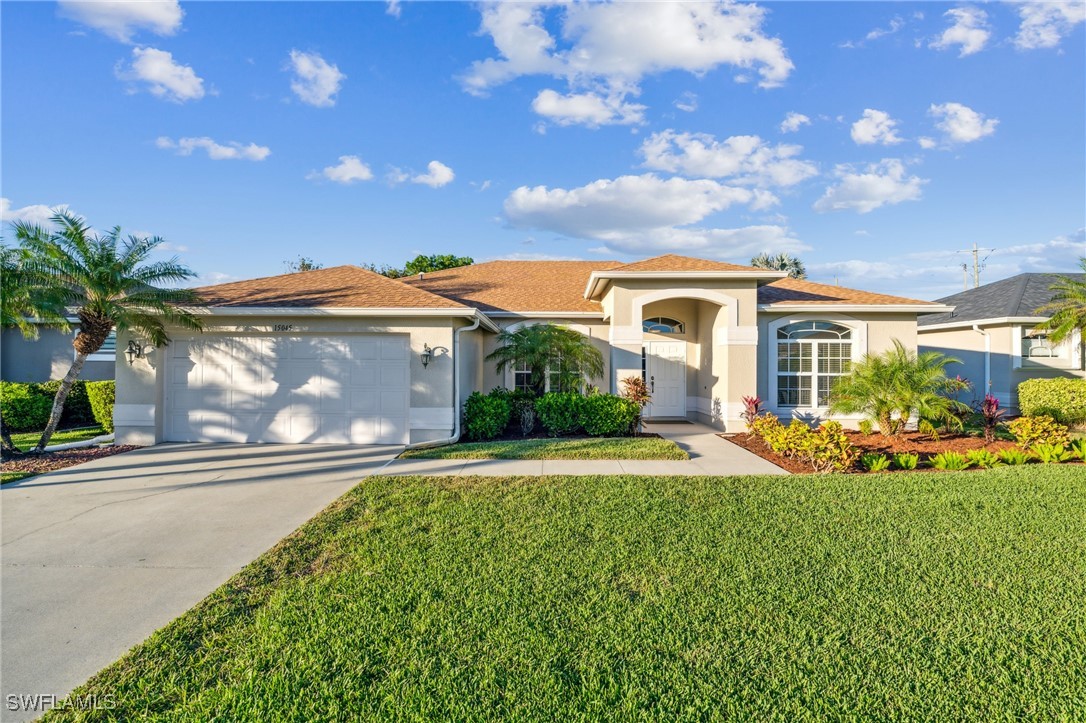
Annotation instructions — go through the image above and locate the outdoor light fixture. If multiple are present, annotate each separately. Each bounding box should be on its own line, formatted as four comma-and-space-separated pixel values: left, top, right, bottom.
420, 343, 433, 368
125, 340, 144, 365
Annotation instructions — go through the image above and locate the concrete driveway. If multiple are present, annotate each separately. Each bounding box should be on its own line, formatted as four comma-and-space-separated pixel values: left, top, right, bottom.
1, 443, 400, 721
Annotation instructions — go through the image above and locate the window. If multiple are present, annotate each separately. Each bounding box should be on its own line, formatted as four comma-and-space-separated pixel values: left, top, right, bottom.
1023, 333, 1064, 359
642, 317, 685, 334
776, 321, 852, 408
513, 360, 533, 392
513, 355, 582, 393
84, 330, 117, 360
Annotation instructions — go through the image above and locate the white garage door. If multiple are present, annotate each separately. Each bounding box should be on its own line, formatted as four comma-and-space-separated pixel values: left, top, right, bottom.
164, 335, 410, 445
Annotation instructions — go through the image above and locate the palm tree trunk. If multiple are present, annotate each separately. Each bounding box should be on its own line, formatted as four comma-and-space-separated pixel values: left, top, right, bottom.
33, 353, 88, 453
1, 410, 19, 456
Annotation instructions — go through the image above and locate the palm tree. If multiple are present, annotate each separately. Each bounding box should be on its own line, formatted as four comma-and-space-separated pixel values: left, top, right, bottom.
0, 245, 70, 454
750, 252, 806, 279
12, 211, 206, 452
829, 339, 967, 435
1033, 258, 1086, 344
486, 324, 604, 395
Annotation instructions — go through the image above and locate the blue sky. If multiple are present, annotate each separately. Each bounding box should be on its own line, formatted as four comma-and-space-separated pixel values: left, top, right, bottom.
2, 0, 1083, 299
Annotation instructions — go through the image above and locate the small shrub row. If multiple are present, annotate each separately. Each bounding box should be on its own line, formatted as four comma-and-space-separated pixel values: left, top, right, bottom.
463, 388, 640, 441
86, 380, 116, 433
0, 380, 98, 432
1008, 415, 1071, 450
748, 414, 858, 473
1018, 377, 1086, 427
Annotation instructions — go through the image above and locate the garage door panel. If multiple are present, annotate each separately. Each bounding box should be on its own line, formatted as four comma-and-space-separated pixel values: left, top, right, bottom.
165, 334, 410, 444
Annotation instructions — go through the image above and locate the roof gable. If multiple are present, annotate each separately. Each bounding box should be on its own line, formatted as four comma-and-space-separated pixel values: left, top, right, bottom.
609, 254, 767, 273
193, 265, 467, 309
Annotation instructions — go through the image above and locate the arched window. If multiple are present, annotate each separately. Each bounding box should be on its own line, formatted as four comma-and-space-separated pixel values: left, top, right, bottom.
642, 317, 685, 334
776, 321, 852, 407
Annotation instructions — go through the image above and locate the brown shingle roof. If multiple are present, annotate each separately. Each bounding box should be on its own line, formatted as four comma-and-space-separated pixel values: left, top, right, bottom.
758, 277, 934, 306
194, 265, 467, 309
610, 254, 767, 273
403, 260, 622, 313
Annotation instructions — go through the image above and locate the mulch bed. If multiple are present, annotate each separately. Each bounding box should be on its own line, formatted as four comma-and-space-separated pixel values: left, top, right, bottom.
726, 430, 1020, 474
2, 445, 138, 480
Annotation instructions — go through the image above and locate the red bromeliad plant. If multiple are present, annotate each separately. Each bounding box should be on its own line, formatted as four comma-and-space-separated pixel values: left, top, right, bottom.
979, 393, 1006, 443
620, 376, 652, 433
740, 395, 764, 431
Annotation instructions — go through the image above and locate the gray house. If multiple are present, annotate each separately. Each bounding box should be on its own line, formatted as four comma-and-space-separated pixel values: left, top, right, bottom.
1, 324, 116, 383
917, 273, 1085, 412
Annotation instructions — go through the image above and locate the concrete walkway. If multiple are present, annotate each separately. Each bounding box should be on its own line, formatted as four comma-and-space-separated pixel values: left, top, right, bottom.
1, 443, 401, 721
381, 422, 786, 477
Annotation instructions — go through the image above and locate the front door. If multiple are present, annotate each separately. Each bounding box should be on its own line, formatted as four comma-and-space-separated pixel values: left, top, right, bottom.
645, 341, 686, 418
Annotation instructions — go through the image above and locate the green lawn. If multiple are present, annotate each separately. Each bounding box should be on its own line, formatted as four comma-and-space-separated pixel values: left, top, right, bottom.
9, 425, 107, 449
400, 436, 688, 460
53, 468, 1085, 721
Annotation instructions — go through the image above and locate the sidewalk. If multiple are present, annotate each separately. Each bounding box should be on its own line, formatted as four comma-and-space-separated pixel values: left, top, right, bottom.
380, 422, 787, 476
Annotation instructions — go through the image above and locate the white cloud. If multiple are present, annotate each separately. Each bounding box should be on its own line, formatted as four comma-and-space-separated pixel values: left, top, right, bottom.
813, 159, 926, 214
286, 50, 346, 108
412, 161, 455, 188
531, 89, 645, 127
308, 155, 374, 184
116, 47, 204, 103
674, 91, 698, 113
501, 173, 802, 259
929, 102, 998, 144
850, 109, 904, 145
462, 2, 793, 126
1014, 2, 1086, 50
156, 136, 270, 161
918, 136, 937, 150
0, 198, 61, 228
930, 7, 991, 57
58, 0, 182, 42
839, 15, 906, 48
779, 112, 811, 133
639, 130, 818, 188
386, 0, 401, 19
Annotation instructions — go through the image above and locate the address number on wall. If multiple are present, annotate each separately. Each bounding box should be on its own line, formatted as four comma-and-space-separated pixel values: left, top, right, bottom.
272, 324, 295, 332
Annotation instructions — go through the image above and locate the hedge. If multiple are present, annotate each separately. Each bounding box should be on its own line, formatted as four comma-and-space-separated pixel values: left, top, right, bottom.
462, 391, 510, 441
1018, 378, 1086, 426
86, 380, 116, 433
535, 393, 584, 436
0, 381, 53, 432
580, 394, 640, 437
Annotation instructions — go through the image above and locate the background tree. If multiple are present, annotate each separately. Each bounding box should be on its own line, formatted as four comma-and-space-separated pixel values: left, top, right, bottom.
486, 324, 603, 395
403, 254, 473, 276
284, 256, 323, 273
750, 252, 806, 279
0, 245, 70, 454
1033, 258, 1086, 344
13, 211, 206, 451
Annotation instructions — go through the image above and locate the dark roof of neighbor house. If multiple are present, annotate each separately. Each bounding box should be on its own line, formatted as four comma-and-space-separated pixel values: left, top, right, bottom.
193, 265, 468, 309
917, 272, 1085, 327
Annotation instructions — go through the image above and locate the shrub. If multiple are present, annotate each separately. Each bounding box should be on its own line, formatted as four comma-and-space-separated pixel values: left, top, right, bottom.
0, 381, 52, 432
930, 451, 972, 471
748, 413, 781, 445
858, 419, 874, 436
1008, 415, 1071, 450
463, 391, 510, 441
891, 452, 919, 470
740, 395, 764, 431
860, 452, 891, 472
581, 394, 639, 437
1018, 378, 1086, 427
976, 394, 1007, 443
1030, 444, 1073, 464
997, 448, 1029, 466
85, 380, 116, 434
966, 449, 1002, 469
1071, 438, 1086, 462
803, 421, 860, 473
620, 376, 651, 432
535, 393, 584, 436
491, 388, 536, 437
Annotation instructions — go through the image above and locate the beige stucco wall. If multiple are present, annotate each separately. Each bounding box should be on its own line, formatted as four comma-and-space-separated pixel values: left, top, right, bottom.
756, 311, 920, 427
919, 323, 1085, 412
115, 315, 460, 446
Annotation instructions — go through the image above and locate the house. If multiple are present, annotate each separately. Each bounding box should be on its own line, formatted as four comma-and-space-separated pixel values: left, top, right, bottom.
1, 324, 116, 383
113, 254, 952, 446
917, 272, 1086, 412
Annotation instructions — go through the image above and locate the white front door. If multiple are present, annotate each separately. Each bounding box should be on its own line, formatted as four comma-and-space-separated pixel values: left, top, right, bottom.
645, 341, 686, 418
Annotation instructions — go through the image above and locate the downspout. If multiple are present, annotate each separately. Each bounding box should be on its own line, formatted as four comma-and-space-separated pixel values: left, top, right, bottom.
404, 314, 482, 449
971, 324, 991, 396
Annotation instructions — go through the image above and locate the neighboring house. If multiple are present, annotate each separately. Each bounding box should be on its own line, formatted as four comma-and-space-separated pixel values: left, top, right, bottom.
918, 273, 1086, 412
1, 324, 116, 383
113, 254, 951, 446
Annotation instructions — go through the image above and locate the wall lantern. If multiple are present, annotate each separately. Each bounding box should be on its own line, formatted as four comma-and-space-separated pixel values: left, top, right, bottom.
420, 343, 433, 368
124, 340, 144, 365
